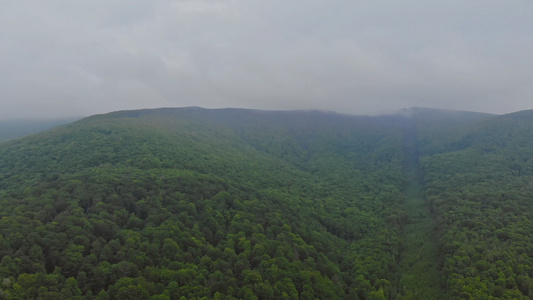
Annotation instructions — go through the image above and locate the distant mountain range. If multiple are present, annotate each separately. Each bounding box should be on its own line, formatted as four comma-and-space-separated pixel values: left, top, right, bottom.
0, 118, 81, 142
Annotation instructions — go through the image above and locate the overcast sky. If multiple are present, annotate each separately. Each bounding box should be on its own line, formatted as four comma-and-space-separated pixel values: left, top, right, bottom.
1, 0, 532, 119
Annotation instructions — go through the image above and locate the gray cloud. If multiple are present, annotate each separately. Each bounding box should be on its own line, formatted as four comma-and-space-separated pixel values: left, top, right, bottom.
1, 0, 532, 119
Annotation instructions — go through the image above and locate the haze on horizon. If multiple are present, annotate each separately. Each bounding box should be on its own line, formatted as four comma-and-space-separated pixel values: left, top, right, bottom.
1, 1, 532, 120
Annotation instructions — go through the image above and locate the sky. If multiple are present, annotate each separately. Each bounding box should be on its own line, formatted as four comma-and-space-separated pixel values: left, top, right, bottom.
1, 0, 532, 120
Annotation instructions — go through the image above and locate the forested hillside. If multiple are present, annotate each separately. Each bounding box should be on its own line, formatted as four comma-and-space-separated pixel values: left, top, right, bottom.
421, 110, 533, 299
0, 108, 408, 299
1, 107, 532, 299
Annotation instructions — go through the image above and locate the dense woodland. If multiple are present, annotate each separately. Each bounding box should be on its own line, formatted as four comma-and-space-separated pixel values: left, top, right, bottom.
0, 107, 532, 299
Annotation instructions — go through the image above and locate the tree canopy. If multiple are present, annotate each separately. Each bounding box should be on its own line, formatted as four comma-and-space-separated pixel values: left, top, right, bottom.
0, 107, 532, 299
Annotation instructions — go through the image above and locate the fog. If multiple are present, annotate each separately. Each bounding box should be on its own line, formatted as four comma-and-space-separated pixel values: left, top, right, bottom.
1, 1, 532, 119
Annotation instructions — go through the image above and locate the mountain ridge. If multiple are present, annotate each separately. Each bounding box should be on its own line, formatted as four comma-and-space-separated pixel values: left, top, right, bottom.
1, 106, 532, 299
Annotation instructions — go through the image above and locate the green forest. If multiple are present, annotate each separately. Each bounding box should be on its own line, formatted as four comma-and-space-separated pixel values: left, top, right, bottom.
0, 107, 532, 299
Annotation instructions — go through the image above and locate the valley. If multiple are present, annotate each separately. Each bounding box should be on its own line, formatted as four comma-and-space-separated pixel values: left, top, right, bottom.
396, 119, 442, 299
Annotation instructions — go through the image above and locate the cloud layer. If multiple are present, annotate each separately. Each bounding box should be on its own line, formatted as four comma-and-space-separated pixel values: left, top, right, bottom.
2, 0, 532, 119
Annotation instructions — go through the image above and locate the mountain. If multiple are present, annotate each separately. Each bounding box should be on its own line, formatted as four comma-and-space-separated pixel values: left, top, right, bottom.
421, 110, 533, 299
0, 107, 531, 299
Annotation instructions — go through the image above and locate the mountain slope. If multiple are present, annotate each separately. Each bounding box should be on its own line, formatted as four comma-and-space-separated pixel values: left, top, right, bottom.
2, 106, 533, 299
399, 107, 494, 156
0, 108, 408, 299
421, 110, 533, 299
